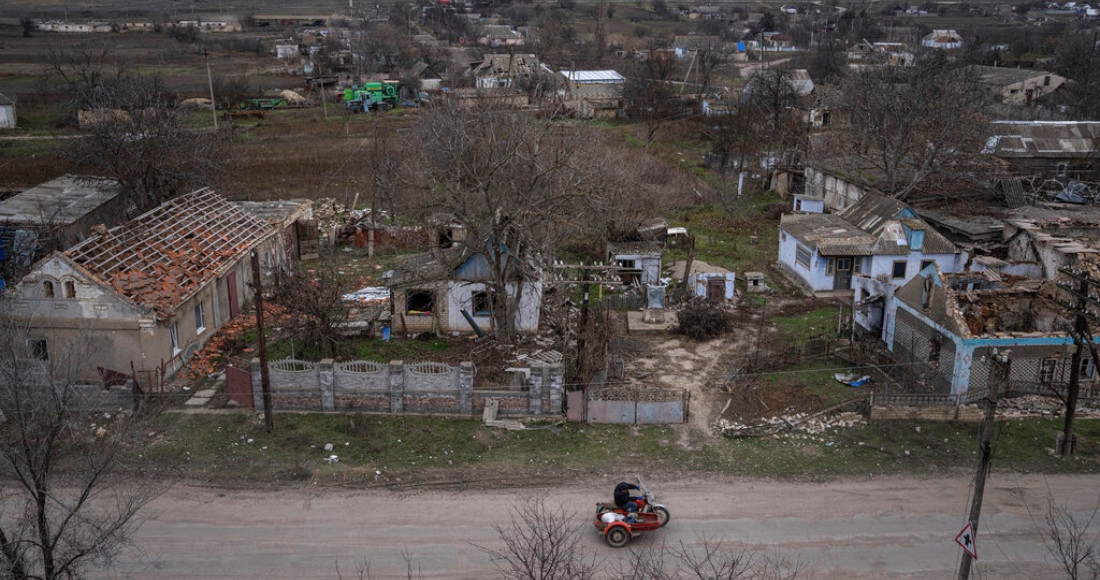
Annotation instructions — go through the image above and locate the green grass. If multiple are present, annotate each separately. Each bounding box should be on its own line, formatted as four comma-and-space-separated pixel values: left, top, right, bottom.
772, 308, 839, 340
759, 359, 858, 408
128, 412, 1100, 485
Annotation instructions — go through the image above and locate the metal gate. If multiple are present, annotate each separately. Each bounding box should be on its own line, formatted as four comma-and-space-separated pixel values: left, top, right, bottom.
225, 361, 253, 408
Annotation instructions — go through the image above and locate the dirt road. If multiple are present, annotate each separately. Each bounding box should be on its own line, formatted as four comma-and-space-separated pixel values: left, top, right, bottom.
111, 472, 1098, 579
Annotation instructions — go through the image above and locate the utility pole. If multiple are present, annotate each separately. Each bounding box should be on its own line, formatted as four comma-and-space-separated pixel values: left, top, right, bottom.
205, 49, 218, 130
1051, 269, 1100, 456
957, 349, 1010, 580
250, 251, 274, 434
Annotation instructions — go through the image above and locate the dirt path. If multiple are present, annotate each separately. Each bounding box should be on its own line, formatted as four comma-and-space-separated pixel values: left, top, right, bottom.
110, 472, 1099, 579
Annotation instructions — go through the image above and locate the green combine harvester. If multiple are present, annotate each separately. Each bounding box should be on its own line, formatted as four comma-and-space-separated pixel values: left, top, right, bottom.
343, 81, 400, 112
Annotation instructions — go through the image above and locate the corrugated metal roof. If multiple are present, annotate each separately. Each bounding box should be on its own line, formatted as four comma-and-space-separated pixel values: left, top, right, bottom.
783, 193, 957, 256
988, 121, 1100, 157
560, 70, 625, 84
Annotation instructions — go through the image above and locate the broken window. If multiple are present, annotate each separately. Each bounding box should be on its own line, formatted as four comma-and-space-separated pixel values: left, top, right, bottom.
1079, 358, 1095, 380
42, 281, 54, 299
29, 339, 49, 361
928, 337, 941, 362
406, 289, 434, 314
836, 258, 851, 271
169, 322, 181, 356
892, 261, 907, 279
438, 228, 455, 249
195, 302, 206, 334
63, 280, 76, 299
472, 290, 492, 316
1039, 358, 1057, 384
920, 260, 935, 272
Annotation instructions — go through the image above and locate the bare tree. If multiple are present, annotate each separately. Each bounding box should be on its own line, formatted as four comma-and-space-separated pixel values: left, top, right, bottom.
0, 305, 160, 579
476, 498, 600, 580
44, 40, 234, 213
610, 535, 807, 580
1045, 494, 1100, 580
625, 47, 683, 152
212, 74, 254, 113
833, 52, 993, 201
414, 102, 594, 341
268, 256, 353, 359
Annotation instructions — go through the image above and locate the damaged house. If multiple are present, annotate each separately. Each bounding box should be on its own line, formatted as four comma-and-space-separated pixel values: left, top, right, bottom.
6, 188, 292, 383
779, 192, 964, 295
886, 263, 1096, 397
0, 175, 131, 286
385, 243, 542, 337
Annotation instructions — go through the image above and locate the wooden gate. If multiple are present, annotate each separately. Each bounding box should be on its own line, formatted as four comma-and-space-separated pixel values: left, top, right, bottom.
225, 361, 253, 408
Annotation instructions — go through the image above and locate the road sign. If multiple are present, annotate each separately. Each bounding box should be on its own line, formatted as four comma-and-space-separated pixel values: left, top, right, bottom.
956, 522, 978, 560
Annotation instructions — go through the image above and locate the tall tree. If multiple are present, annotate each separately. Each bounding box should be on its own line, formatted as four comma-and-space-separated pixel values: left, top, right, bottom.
415, 102, 591, 340
0, 305, 159, 579
832, 52, 993, 200
45, 40, 233, 213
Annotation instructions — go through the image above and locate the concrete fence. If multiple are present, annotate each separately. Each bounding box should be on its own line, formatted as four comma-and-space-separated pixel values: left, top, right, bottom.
250, 358, 563, 416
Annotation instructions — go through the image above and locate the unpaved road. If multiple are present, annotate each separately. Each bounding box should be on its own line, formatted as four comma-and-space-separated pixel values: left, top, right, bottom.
111, 472, 1099, 579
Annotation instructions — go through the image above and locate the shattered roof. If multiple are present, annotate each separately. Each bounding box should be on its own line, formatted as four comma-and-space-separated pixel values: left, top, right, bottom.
985, 121, 1100, 157
65, 188, 271, 318
0, 175, 123, 226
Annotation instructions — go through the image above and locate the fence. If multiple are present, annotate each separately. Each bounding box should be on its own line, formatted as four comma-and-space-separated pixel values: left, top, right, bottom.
247, 357, 563, 416
584, 385, 689, 424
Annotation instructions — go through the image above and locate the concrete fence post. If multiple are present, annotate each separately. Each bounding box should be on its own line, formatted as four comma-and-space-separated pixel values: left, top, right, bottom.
389, 360, 404, 413
529, 362, 546, 414
250, 357, 263, 410
549, 363, 564, 416
319, 359, 335, 411
459, 362, 474, 415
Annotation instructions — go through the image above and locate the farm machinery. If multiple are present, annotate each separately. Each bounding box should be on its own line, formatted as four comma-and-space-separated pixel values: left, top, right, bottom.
343, 81, 401, 112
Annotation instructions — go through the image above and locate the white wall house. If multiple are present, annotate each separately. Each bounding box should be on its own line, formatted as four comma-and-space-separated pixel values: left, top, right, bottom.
778, 193, 965, 294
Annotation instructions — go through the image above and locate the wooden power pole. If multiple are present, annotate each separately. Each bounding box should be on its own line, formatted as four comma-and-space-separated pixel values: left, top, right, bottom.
250, 251, 274, 434
957, 349, 1010, 580
1051, 269, 1100, 457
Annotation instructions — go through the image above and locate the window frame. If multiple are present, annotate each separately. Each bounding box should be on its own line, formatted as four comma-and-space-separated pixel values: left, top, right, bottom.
406, 289, 435, 314
42, 280, 54, 299
194, 302, 206, 335
472, 290, 492, 316
892, 261, 907, 279
795, 245, 811, 269
1039, 357, 1058, 384
169, 322, 181, 356
63, 280, 76, 299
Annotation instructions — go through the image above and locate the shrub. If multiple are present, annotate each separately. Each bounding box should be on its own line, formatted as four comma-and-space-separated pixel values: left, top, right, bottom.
676, 300, 735, 340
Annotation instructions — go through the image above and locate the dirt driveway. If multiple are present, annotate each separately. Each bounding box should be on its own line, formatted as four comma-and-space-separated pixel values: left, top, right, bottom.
111, 472, 1098, 579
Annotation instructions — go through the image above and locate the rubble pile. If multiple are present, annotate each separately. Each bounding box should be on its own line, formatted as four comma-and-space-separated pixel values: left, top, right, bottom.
998, 395, 1100, 418
718, 410, 866, 437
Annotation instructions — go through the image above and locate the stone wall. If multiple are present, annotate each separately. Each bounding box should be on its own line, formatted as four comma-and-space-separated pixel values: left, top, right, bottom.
251, 358, 563, 416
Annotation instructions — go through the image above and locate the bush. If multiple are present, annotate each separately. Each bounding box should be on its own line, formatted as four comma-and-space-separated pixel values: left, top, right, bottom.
676, 300, 735, 340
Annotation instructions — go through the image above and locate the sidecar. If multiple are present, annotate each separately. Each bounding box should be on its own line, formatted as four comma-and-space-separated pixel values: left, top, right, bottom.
593, 503, 663, 548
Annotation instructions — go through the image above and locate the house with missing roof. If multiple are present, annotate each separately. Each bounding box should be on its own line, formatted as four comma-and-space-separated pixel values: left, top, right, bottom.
6, 188, 294, 383
778, 192, 964, 295
884, 263, 1100, 397
385, 244, 542, 337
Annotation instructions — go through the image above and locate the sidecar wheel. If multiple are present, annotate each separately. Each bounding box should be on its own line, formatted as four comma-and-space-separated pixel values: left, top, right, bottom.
605, 526, 631, 548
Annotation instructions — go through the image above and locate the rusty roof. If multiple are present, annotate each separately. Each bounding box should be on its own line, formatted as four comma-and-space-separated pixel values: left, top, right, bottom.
65, 188, 271, 318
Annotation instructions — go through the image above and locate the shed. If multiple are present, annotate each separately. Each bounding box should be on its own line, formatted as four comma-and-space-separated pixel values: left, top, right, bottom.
0, 93, 15, 129
608, 241, 662, 286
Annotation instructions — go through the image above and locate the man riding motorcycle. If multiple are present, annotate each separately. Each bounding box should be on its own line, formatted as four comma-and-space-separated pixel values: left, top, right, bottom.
613, 481, 641, 512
